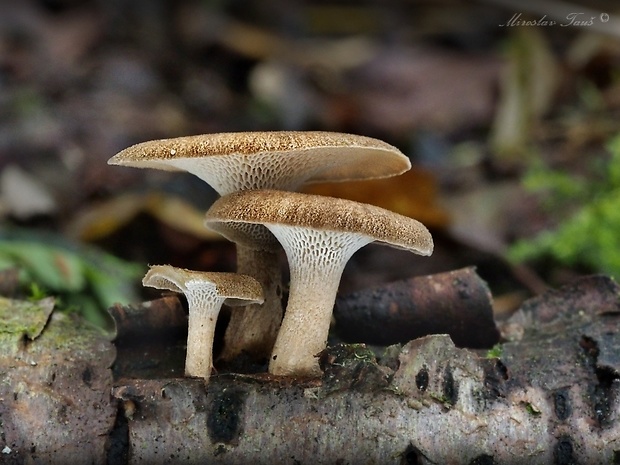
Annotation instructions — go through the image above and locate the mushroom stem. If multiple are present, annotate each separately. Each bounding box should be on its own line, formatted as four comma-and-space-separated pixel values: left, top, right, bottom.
184, 286, 225, 378
220, 245, 284, 362
267, 226, 372, 377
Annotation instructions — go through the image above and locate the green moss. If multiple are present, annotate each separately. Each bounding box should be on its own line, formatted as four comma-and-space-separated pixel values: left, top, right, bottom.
524, 402, 542, 416
36, 311, 112, 353
429, 392, 453, 409
0, 296, 54, 339
486, 344, 503, 359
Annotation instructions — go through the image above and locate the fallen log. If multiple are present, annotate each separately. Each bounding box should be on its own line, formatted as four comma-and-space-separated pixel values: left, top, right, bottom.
108, 275, 620, 464
1, 275, 619, 464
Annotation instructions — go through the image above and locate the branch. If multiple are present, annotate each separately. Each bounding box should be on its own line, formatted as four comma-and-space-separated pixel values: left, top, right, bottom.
333, 267, 499, 349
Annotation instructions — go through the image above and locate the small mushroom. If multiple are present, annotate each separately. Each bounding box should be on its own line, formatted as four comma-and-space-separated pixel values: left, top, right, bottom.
109, 131, 411, 363
205, 190, 433, 377
142, 265, 264, 380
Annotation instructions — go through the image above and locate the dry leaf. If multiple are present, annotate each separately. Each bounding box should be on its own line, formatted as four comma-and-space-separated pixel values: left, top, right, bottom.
0, 164, 57, 219
145, 192, 221, 241
65, 193, 148, 241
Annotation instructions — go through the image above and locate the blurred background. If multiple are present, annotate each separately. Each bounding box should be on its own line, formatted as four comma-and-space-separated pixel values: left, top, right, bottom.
1, 0, 619, 328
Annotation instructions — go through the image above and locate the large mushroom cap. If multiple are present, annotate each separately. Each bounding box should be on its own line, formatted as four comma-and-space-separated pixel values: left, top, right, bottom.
107, 131, 411, 193
205, 189, 433, 256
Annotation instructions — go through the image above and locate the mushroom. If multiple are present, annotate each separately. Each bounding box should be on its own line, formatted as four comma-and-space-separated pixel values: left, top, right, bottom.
142, 265, 264, 379
205, 190, 433, 377
109, 131, 411, 363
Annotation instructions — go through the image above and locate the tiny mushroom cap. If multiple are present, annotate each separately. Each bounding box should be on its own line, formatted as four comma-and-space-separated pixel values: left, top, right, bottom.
205, 190, 433, 377
142, 265, 264, 380
106, 131, 411, 194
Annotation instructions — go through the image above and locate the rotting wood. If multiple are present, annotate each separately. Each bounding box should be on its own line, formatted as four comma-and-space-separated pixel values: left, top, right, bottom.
106, 275, 620, 465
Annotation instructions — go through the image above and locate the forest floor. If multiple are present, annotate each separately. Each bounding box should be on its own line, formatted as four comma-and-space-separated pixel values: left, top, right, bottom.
1, 0, 620, 329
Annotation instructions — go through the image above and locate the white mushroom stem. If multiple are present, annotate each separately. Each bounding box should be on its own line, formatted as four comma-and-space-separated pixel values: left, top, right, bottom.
184, 283, 226, 378
220, 245, 283, 361
267, 225, 372, 377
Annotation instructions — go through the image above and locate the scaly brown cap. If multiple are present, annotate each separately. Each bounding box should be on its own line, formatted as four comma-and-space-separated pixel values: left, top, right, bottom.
205, 190, 433, 256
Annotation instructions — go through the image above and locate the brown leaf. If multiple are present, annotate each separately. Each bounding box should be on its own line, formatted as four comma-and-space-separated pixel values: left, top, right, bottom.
302, 167, 450, 229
